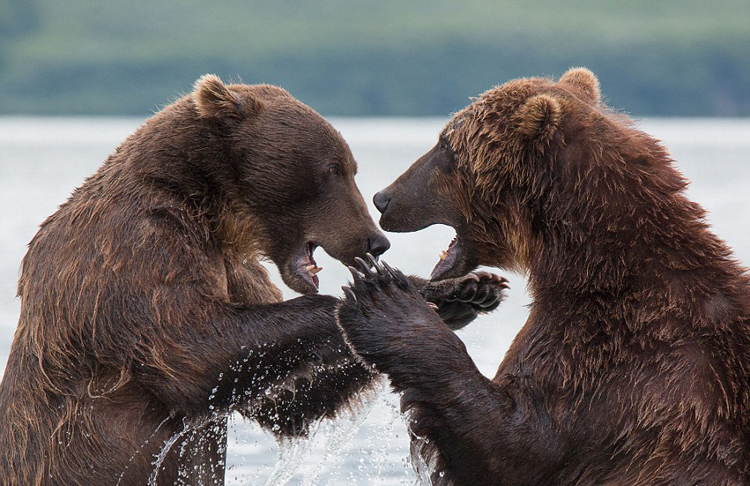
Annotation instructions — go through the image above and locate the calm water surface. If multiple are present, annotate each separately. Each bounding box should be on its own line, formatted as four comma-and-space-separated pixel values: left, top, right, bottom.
1, 117, 749, 484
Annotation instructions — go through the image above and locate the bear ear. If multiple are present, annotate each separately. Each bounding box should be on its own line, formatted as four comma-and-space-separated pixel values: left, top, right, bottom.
558, 67, 601, 104
516, 94, 561, 143
193, 74, 262, 119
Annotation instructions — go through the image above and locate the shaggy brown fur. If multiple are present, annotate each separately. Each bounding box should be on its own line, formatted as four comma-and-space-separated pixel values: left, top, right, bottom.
0, 75, 395, 486
341, 68, 750, 485
0, 75, 508, 486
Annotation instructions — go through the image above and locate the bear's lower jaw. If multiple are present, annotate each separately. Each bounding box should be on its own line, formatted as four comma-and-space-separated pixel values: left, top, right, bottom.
281, 242, 322, 294
430, 235, 478, 281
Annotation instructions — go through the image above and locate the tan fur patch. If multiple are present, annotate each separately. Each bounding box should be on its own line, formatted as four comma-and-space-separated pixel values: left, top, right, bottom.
193, 74, 263, 118
559, 67, 601, 104
516, 94, 561, 143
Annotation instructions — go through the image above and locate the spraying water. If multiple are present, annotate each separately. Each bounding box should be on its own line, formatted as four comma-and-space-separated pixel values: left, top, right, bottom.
148, 419, 191, 485
300, 377, 387, 486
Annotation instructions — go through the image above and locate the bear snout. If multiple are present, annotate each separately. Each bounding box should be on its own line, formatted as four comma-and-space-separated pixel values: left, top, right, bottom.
373, 190, 391, 215
366, 233, 391, 258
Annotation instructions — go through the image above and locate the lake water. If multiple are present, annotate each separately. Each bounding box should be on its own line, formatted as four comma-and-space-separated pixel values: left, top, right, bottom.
1, 117, 749, 484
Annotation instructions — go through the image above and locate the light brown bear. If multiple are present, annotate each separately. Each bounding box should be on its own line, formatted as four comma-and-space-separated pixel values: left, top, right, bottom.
340, 68, 750, 485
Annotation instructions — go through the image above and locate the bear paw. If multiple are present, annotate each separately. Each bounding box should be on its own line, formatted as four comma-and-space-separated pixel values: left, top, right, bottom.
419, 272, 509, 330
338, 255, 447, 368
340, 255, 426, 317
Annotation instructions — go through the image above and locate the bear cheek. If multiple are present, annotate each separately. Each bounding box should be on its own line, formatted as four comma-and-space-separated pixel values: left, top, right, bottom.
306, 205, 371, 265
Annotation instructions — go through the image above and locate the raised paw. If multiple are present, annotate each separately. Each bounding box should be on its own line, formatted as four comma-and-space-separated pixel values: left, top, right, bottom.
419, 272, 509, 330
341, 254, 413, 306
338, 255, 448, 369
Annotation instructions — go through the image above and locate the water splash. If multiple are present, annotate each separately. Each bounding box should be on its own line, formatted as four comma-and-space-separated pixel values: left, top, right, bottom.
118, 385, 426, 486
408, 434, 433, 486
116, 415, 174, 486
220, 375, 425, 485
263, 432, 315, 486
360, 394, 401, 484
148, 418, 190, 485
300, 377, 387, 486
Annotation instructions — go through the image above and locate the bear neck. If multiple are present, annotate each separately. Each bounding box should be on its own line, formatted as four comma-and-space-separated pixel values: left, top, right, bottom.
526, 138, 740, 310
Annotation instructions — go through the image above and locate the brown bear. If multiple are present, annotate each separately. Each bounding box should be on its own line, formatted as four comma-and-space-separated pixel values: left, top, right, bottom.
339, 68, 750, 485
0, 75, 504, 485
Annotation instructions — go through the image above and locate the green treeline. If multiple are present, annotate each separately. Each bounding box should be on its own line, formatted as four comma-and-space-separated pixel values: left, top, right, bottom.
1, 0, 748, 117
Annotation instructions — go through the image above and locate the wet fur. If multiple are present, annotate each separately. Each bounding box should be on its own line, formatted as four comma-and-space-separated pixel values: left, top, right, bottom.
341, 69, 750, 485
0, 75, 510, 485
0, 77, 383, 485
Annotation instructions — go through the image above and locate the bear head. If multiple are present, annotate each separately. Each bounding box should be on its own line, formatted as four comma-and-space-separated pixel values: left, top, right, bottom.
374, 68, 619, 280
191, 75, 390, 294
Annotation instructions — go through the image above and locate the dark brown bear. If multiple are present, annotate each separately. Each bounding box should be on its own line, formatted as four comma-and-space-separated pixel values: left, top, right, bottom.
0, 75, 503, 485
340, 68, 750, 485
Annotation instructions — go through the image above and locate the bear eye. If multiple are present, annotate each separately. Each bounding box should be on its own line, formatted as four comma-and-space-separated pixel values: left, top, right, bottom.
439, 137, 456, 155
327, 164, 341, 175
438, 138, 458, 164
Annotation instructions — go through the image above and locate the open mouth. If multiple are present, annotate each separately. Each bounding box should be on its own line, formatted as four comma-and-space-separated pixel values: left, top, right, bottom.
431, 236, 458, 280
430, 233, 477, 281
294, 242, 323, 292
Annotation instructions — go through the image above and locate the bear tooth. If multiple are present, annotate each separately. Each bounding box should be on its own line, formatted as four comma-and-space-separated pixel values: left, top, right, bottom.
310, 266, 323, 274
439, 250, 448, 260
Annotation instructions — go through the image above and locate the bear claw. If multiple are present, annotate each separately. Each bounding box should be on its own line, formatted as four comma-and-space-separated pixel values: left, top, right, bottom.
347, 265, 366, 281
345, 256, 405, 295
342, 286, 357, 302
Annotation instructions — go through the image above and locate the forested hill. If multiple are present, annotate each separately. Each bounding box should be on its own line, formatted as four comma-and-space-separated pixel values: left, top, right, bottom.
1, 0, 748, 117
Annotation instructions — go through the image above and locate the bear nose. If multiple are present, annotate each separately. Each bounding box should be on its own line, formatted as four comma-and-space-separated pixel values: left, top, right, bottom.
367, 233, 391, 258
373, 191, 391, 214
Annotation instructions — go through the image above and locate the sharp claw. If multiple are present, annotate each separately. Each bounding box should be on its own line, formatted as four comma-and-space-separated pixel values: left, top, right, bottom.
477, 295, 496, 308
342, 286, 357, 302
355, 256, 379, 277
354, 256, 367, 270
461, 282, 478, 301
477, 287, 491, 301
381, 260, 395, 275
366, 253, 379, 269
348, 266, 365, 281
